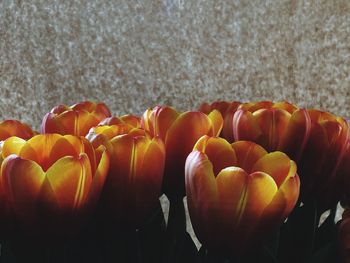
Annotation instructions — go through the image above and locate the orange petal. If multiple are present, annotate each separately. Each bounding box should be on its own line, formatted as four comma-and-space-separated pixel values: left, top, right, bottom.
185, 151, 219, 248
256, 173, 300, 239
193, 135, 236, 176
278, 109, 311, 162
88, 146, 110, 208
253, 108, 291, 151
1, 137, 27, 159
231, 141, 267, 173
1, 155, 45, 222
131, 137, 165, 226
43, 154, 92, 212
19, 134, 63, 171
239, 101, 274, 112
251, 152, 292, 187
232, 110, 262, 142
216, 166, 249, 230
164, 111, 213, 198
41, 112, 63, 134
120, 115, 141, 128
207, 110, 223, 136
273, 101, 298, 113
150, 106, 180, 140
0, 120, 34, 140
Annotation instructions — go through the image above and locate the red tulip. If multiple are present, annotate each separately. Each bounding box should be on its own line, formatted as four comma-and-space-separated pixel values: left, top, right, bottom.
41, 101, 111, 136
0, 134, 110, 239
185, 135, 300, 254
141, 106, 223, 200
90, 128, 165, 229
0, 120, 35, 141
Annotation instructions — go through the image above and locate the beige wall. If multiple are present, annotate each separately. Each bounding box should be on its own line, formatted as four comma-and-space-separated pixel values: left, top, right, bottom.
1, 1, 350, 129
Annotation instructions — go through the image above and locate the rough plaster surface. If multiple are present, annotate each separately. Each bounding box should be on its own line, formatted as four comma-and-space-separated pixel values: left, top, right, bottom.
0, 0, 349, 247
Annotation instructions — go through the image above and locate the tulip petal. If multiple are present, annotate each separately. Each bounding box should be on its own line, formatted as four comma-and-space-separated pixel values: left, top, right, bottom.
44, 154, 92, 211
1, 137, 27, 159
251, 151, 292, 187
164, 111, 213, 198
222, 103, 241, 142
273, 101, 298, 113
185, 151, 219, 248
88, 146, 110, 208
258, 173, 300, 237
1, 155, 45, 222
120, 115, 141, 128
0, 120, 34, 140
193, 135, 236, 176
278, 109, 311, 162
19, 134, 62, 171
231, 141, 267, 173
232, 110, 262, 142
253, 109, 291, 151
207, 110, 223, 137
151, 106, 180, 140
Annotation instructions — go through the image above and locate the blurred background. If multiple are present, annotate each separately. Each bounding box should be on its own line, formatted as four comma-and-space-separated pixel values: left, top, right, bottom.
1, 0, 350, 130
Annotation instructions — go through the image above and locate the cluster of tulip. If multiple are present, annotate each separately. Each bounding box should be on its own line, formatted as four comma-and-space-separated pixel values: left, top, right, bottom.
0, 100, 349, 263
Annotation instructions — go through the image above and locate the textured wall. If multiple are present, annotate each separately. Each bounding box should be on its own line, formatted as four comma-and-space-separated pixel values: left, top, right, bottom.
1, 0, 350, 130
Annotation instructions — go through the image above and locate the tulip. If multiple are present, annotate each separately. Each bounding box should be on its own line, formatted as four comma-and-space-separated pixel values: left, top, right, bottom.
41, 101, 111, 136
0, 134, 109, 239
298, 109, 349, 210
0, 120, 35, 141
185, 135, 300, 254
230, 101, 306, 155
228, 101, 349, 211
199, 101, 241, 142
88, 127, 165, 229
141, 106, 223, 200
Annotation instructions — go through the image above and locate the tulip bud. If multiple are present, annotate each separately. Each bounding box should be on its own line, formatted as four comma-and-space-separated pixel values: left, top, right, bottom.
141, 106, 223, 200
41, 101, 111, 136
0, 134, 110, 240
185, 136, 300, 255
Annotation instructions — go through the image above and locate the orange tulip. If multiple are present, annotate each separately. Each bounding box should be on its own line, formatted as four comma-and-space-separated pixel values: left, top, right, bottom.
230, 101, 307, 155
41, 101, 111, 136
185, 135, 300, 254
0, 120, 35, 141
0, 134, 109, 239
199, 101, 241, 142
298, 109, 349, 210
90, 128, 165, 229
141, 106, 223, 200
